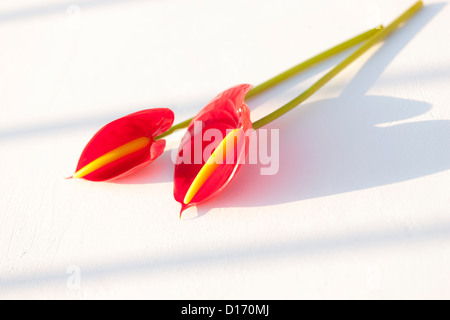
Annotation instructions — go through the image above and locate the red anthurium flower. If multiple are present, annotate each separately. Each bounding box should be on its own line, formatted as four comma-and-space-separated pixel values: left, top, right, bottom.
174, 84, 253, 214
171, 1, 423, 215
72, 108, 174, 181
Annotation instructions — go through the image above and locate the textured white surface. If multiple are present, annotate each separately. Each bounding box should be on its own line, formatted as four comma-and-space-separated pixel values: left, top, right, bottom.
0, 0, 449, 299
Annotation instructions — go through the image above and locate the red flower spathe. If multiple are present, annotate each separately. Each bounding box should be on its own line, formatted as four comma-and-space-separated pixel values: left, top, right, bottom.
73, 108, 174, 181
173, 84, 253, 214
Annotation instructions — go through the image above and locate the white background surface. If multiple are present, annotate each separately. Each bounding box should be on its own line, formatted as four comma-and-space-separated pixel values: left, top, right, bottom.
0, 0, 449, 299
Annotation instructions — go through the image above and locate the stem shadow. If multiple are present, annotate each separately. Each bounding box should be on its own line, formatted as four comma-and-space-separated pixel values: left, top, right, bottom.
195, 2, 448, 215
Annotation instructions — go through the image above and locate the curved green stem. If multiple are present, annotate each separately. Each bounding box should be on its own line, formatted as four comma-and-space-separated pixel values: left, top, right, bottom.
155, 26, 381, 140
155, 118, 191, 140
253, 0, 423, 130
245, 26, 382, 100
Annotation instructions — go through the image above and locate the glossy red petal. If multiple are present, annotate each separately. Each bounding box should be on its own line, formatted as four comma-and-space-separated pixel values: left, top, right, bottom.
174, 84, 253, 213
75, 108, 174, 181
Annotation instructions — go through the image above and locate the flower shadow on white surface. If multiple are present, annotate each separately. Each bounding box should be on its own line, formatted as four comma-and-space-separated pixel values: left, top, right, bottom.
196, 2, 449, 214
112, 47, 353, 186
117, 3, 449, 208
1, 3, 450, 296
112, 48, 353, 186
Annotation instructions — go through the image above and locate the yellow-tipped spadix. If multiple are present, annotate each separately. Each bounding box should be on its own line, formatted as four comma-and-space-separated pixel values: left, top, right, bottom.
73, 137, 151, 179
184, 129, 243, 205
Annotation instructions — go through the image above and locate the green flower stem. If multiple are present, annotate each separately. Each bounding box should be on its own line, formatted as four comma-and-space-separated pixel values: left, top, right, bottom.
245, 27, 383, 99
252, 0, 423, 130
156, 118, 192, 140
155, 26, 382, 140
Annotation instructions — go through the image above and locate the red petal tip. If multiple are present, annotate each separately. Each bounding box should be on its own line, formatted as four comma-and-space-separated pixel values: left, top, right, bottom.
179, 203, 188, 219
